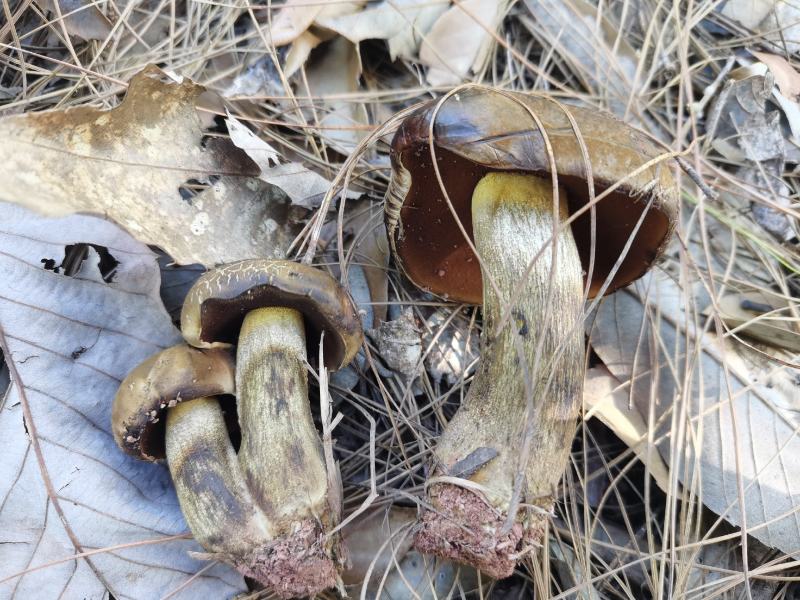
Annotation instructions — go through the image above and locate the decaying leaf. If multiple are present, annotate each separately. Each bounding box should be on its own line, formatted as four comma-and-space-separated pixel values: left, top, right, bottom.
0, 65, 301, 267
706, 66, 798, 241
589, 269, 800, 554
0, 203, 244, 598
419, 0, 509, 86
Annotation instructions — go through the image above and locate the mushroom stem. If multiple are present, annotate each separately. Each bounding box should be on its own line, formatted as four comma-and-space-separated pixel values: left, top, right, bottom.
234, 306, 340, 596
165, 397, 271, 557
415, 172, 584, 578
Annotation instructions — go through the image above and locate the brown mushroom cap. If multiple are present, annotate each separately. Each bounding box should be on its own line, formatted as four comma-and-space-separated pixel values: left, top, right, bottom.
180, 259, 363, 370
385, 87, 679, 303
112, 345, 236, 461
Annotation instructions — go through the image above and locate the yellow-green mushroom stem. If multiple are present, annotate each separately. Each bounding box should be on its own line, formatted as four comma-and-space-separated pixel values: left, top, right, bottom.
165, 397, 272, 559
234, 306, 341, 596
415, 172, 584, 578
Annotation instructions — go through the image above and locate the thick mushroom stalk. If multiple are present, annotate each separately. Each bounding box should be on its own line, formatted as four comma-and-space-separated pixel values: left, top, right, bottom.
165, 397, 272, 561
415, 173, 583, 578
234, 306, 339, 592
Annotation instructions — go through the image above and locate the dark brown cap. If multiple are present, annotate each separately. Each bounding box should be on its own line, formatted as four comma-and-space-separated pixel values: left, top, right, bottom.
112, 345, 236, 461
385, 87, 679, 303
180, 259, 363, 370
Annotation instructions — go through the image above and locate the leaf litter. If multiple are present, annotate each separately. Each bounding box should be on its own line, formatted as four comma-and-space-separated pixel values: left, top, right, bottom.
0, 203, 245, 598
2, 0, 800, 598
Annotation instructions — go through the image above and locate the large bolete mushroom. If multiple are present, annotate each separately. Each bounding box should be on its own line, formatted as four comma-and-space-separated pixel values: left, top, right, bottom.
386, 87, 678, 577
179, 259, 363, 597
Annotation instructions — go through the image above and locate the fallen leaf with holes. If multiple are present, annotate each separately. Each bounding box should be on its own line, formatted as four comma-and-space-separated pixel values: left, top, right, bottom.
589, 268, 800, 554
0, 203, 245, 598
0, 65, 301, 267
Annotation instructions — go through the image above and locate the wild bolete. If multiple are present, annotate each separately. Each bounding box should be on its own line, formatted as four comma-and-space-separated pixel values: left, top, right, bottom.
180, 259, 363, 597
112, 345, 272, 584
386, 87, 678, 577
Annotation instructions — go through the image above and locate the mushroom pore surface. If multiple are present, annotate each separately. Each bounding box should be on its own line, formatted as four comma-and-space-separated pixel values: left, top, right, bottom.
386, 88, 678, 303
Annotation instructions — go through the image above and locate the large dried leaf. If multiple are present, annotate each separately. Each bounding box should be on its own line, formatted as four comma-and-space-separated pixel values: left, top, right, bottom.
0, 204, 245, 598
0, 66, 299, 267
589, 269, 800, 553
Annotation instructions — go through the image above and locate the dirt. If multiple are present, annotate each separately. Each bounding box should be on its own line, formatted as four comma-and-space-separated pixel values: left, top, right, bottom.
413, 483, 528, 580
234, 519, 339, 599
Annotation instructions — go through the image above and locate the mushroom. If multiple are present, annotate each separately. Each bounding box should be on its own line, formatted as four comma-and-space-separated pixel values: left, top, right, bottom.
112, 345, 272, 581
179, 258, 363, 597
385, 87, 678, 577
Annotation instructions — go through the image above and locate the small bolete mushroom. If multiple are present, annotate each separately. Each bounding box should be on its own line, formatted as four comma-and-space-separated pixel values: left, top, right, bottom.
386, 87, 678, 577
113, 345, 273, 580
180, 259, 363, 597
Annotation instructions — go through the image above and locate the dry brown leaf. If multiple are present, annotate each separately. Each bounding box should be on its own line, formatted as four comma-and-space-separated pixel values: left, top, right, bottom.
226, 113, 335, 208
590, 270, 800, 553
0, 66, 301, 266
419, 0, 509, 86
583, 366, 671, 492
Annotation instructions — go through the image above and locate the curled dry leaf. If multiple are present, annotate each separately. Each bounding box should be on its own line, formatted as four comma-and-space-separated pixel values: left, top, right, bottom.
589, 269, 800, 554
0, 203, 245, 598
265, 0, 364, 47
0, 65, 300, 267
303, 37, 369, 154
